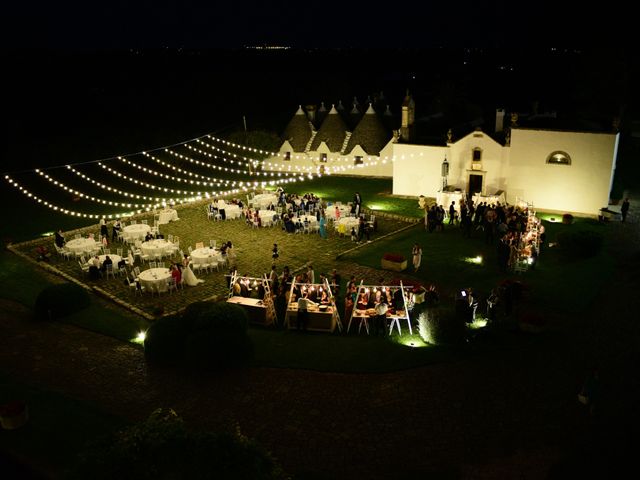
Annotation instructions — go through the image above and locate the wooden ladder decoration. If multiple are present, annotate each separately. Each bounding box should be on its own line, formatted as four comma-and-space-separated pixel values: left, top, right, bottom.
261, 273, 277, 327
347, 280, 365, 334
324, 278, 343, 332
227, 270, 238, 298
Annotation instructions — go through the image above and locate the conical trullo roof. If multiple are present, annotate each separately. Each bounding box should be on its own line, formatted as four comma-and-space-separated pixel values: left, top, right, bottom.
345, 104, 391, 155
310, 105, 349, 152
281, 106, 313, 152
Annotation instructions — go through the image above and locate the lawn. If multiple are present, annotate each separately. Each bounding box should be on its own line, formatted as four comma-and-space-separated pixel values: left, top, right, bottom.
0, 176, 621, 373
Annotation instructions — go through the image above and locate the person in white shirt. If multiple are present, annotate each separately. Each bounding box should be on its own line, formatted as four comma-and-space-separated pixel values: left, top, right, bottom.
296, 293, 316, 331
307, 265, 315, 284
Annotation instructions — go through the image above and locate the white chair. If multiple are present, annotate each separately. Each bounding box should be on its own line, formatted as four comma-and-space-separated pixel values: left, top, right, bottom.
209, 239, 216, 248
195, 242, 204, 249
105, 264, 115, 280
78, 260, 90, 276
133, 266, 141, 277
116, 248, 123, 257
130, 220, 137, 225
149, 261, 157, 269
141, 219, 148, 225
166, 277, 178, 294
126, 276, 140, 295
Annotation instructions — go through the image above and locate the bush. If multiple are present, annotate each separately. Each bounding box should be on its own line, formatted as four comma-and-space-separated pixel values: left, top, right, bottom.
144, 302, 253, 370
416, 305, 466, 345
70, 409, 287, 480
557, 229, 604, 258
562, 213, 574, 224
144, 315, 187, 367
33, 283, 90, 321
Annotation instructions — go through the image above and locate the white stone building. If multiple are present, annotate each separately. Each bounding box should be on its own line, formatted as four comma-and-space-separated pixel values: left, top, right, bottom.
263, 98, 619, 216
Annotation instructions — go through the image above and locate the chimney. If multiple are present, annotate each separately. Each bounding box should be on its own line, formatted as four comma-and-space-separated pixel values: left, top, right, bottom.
401, 90, 415, 141
305, 104, 316, 123
495, 108, 505, 133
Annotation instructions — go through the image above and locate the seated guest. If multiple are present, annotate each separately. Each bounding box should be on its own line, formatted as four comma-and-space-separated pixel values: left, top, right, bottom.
36, 245, 51, 262
145, 232, 154, 242
54, 229, 65, 248
101, 255, 113, 272
111, 219, 122, 241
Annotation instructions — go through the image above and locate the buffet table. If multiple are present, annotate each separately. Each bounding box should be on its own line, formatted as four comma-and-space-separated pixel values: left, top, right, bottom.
226, 296, 268, 324
286, 303, 336, 333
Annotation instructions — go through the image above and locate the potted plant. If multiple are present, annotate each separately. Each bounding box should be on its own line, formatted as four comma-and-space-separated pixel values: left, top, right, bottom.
381, 253, 407, 272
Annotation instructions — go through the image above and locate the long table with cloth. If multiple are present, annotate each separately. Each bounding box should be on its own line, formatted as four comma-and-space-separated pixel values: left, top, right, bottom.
137, 267, 171, 292
226, 296, 268, 324
122, 223, 151, 242
157, 208, 179, 225
285, 302, 336, 332
435, 191, 465, 213
472, 191, 506, 206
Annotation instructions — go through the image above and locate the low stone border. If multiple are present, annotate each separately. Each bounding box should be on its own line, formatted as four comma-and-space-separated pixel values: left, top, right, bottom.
361, 207, 422, 225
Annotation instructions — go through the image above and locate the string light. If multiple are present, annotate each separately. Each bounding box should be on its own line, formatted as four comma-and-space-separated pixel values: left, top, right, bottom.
137, 153, 244, 184
5, 175, 144, 219
67, 165, 168, 202
35, 169, 156, 208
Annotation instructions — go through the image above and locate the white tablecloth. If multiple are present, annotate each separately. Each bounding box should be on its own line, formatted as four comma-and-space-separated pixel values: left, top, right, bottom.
86, 254, 122, 267
122, 224, 151, 242
66, 238, 101, 254
299, 214, 318, 226
472, 192, 506, 206
252, 193, 277, 209
140, 239, 175, 257
158, 209, 179, 225
326, 205, 350, 219
258, 209, 279, 226
138, 267, 171, 292
190, 247, 223, 265
335, 217, 360, 233
436, 191, 465, 212
225, 204, 242, 219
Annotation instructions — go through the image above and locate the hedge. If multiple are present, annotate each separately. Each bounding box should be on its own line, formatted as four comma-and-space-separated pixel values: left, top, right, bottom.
33, 283, 90, 321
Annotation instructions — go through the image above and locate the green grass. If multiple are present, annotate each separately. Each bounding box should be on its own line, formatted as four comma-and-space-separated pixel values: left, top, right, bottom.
63, 303, 149, 344
284, 175, 424, 218
250, 328, 461, 373
0, 252, 57, 308
0, 374, 126, 476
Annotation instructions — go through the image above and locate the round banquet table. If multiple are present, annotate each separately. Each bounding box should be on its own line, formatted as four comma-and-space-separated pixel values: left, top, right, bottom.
225, 204, 242, 219
252, 193, 278, 209
86, 254, 122, 267
335, 217, 360, 233
137, 267, 171, 292
326, 204, 350, 219
122, 224, 151, 242
140, 239, 174, 257
299, 214, 318, 225
190, 247, 223, 265
157, 208, 179, 225
66, 238, 101, 254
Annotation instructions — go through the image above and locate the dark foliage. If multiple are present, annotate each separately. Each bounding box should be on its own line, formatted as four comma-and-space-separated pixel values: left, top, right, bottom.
416, 305, 466, 345
33, 283, 90, 321
70, 409, 287, 480
144, 302, 253, 370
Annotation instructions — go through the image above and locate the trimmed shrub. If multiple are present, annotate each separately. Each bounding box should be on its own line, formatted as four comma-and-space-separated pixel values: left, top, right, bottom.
33, 283, 90, 321
183, 302, 253, 371
562, 213, 574, 224
143, 314, 187, 367
382, 252, 406, 263
557, 229, 604, 258
144, 302, 253, 370
70, 409, 287, 480
416, 305, 466, 345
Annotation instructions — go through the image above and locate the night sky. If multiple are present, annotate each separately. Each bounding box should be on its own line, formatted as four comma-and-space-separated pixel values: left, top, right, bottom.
1, 1, 627, 48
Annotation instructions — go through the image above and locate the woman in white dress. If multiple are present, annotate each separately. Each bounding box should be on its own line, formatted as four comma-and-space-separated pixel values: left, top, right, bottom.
181, 254, 204, 286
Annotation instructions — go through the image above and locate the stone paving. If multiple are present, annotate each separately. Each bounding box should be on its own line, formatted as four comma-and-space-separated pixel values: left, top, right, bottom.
12, 201, 415, 318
